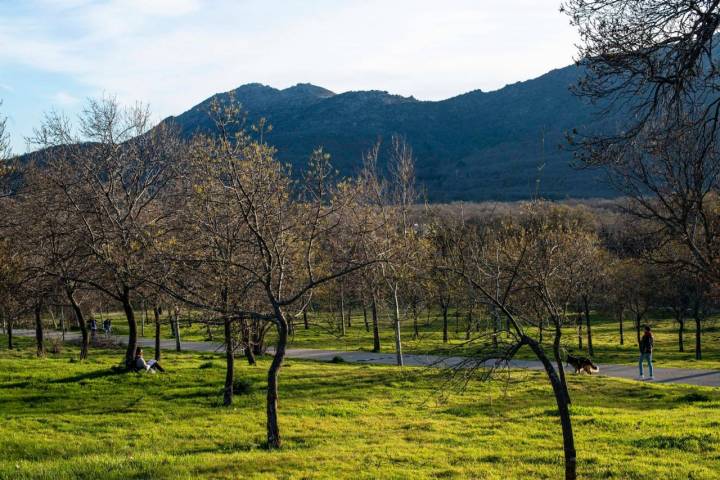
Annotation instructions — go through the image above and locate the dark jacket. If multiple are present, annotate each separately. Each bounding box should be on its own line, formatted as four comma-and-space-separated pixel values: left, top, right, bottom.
640, 334, 654, 354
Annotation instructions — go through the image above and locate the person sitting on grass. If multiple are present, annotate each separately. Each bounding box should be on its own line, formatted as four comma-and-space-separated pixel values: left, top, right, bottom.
134, 347, 165, 373
638, 325, 654, 380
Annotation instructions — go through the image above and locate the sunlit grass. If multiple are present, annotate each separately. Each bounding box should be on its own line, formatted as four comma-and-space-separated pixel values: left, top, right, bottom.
1, 335, 719, 479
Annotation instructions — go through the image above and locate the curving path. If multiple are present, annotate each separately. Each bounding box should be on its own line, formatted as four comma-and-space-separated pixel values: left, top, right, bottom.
12, 329, 720, 387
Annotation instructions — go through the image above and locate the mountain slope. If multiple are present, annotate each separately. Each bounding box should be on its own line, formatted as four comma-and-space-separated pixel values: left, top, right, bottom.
163, 64, 617, 201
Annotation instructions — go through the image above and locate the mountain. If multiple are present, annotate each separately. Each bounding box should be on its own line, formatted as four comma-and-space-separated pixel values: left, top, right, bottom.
162, 65, 621, 201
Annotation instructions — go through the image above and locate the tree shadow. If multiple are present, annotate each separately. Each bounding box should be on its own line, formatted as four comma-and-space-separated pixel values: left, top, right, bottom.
50, 368, 127, 384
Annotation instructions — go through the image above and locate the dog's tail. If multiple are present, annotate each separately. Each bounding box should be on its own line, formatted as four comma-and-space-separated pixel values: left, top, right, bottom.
588, 363, 599, 373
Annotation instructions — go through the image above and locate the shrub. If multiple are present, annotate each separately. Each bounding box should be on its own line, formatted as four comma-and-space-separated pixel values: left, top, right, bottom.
47, 337, 63, 354
330, 355, 346, 363
679, 392, 710, 403
232, 379, 253, 395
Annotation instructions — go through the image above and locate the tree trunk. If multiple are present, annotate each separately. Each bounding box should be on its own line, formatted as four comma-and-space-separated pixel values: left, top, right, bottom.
35, 302, 45, 357
576, 314, 583, 350
526, 338, 577, 480
223, 316, 234, 406
363, 305, 369, 332
303, 308, 309, 330
392, 286, 403, 367
413, 302, 419, 339
465, 309, 472, 341
241, 318, 256, 366
454, 308, 460, 335
241, 316, 256, 366
553, 321, 571, 405
347, 307, 352, 328
267, 309, 289, 449
371, 296, 380, 353
339, 284, 346, 336
7, 319, 13, 350
121, 288, 137, 370
635, 313, 641, 346
67, 288, 89, 360
339, 301, 346, 336
174, 309, 181, 352
442, 302, 449, 343
694, 315, 702, 360
676, 313, 685, 353
141, 303, 146, 337
618, 307, 624, 345
583, 295, 593, 356
153, 306, 162, 361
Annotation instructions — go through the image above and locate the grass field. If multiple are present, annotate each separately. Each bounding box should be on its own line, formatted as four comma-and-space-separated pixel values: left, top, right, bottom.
1, 335, 719, 479
66, 307, 720, 369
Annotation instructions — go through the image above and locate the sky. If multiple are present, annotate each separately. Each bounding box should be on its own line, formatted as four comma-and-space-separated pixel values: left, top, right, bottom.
0, 0, 579, 153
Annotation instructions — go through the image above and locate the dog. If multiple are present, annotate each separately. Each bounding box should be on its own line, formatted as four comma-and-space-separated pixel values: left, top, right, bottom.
566, 353, 600, 374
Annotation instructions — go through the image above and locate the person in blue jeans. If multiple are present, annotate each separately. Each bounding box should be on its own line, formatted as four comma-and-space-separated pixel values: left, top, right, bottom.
639, 325, 654, 380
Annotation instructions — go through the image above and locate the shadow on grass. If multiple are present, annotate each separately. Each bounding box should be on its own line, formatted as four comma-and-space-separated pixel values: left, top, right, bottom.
50, 367, 128, 384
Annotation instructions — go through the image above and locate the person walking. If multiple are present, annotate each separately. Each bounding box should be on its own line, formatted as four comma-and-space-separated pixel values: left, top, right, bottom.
639, 325, 654, 380
89, 317, 98, 344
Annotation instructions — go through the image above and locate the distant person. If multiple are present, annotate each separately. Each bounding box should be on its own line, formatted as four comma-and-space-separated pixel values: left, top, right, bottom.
639, 325, 654, 380
89, 317, 98, 342
103, 318, 112, 336
134, 347, 164, 373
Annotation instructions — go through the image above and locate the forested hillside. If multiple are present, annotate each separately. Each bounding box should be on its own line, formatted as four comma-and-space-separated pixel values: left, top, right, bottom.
163, 64, 619, 201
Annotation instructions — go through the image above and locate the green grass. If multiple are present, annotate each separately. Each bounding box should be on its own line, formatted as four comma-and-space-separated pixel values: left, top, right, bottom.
1, 336, 719, 479
37, 306, 720, 369
34, 304, 720, 369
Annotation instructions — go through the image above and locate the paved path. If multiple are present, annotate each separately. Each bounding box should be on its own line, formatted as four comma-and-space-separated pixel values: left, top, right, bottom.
14, 329, 720, 387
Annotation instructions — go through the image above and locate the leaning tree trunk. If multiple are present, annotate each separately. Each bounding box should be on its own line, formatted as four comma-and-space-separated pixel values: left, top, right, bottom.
267, 308, 289, 449
392, 285, 403, 367
121, 288, 138, 370
34, 302, 45, 357
553, 320, 571, 405
371, 295, 380, 353
526, 338, 577, 480
153, 306, 162, 361
223, 315, 234, 406
67, 289, 89, 360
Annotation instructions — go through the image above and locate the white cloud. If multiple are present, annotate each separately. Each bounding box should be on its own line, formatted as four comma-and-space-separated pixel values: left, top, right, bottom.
0, 0, 580, 122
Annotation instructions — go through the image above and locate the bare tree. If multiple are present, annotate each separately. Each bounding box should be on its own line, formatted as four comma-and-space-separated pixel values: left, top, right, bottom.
565, 1, 720, 288
172, 100, 378, 448
29, 97, 185, 369
444, 201, 603, 480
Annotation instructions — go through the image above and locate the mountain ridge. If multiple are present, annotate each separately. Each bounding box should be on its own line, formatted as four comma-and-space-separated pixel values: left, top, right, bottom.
162, 63, 617, 201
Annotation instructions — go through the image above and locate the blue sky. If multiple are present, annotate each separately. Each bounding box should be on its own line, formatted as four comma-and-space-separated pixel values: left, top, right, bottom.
0, 0, 578, 154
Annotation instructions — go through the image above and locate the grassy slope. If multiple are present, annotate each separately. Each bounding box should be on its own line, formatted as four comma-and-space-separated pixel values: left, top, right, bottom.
1, 336, 719, 479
